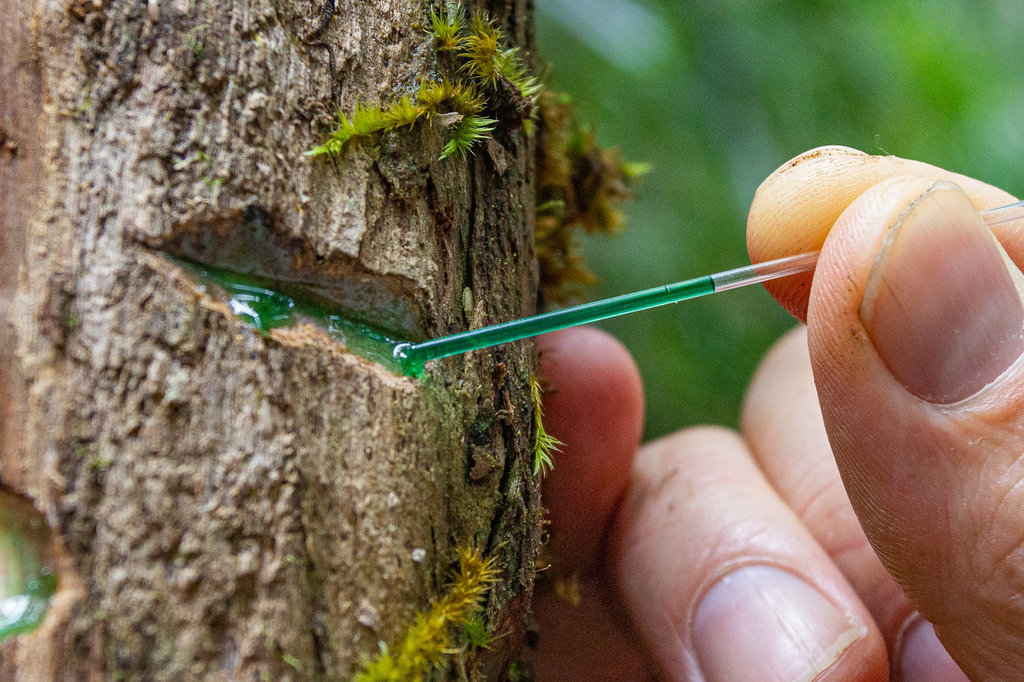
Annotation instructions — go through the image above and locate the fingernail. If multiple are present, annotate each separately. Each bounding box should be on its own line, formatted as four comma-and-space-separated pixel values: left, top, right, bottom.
894, 614, 968, 682
693, 565, 865, 682
860, 182, 1024, 404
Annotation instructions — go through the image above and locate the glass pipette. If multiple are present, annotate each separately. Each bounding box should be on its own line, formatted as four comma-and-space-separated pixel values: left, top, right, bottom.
393, 200, 1024, 376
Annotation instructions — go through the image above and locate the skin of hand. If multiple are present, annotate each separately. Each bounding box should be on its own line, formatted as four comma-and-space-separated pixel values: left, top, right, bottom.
529, 146, 1024, 680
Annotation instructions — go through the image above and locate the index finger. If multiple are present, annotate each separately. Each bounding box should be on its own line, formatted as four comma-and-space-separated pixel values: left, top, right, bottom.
537, 327, 645, 576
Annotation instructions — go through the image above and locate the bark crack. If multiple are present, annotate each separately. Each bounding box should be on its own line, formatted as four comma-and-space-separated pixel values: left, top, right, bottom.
464, 162, 481, 327
304, 0, 337, 42
294, 468, 329, 678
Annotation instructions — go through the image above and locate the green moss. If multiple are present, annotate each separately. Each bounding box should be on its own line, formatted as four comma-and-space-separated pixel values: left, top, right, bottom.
534, 91, 647, 304
90, 454, 113, 470
309, 3, 541, 161
460, 13, 540, 97
529, 375, 561, 476
441, 115, 497, 160
430, 4, 466, 51
459, 614, 495, 649
184, 21, 211, 58
354, 547, 499, 681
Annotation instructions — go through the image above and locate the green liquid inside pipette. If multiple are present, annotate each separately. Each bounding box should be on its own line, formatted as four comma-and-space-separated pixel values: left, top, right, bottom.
393, 197, 1024, 378
394, 275, 717, 377
393, 251, 816, 376
179, 261, 408, 373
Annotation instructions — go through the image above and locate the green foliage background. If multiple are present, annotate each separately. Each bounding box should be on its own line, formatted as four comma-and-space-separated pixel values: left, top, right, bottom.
536, 0, 1024, 438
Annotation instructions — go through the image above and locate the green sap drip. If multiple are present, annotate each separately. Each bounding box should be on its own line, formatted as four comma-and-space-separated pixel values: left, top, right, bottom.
221, 280, 297, 331
0, 493, 57, 642
392, 343, 426, 378
182, 262, 408, 375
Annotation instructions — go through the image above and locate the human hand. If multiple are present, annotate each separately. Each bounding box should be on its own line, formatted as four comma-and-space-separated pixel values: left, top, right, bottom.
528, 147, 1024, 680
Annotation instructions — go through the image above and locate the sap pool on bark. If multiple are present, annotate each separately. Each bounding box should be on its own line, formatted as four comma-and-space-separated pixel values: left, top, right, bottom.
180, 260, 409, 374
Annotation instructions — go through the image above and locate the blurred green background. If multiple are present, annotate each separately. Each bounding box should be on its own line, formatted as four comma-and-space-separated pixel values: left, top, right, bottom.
535, 0, 1024, 439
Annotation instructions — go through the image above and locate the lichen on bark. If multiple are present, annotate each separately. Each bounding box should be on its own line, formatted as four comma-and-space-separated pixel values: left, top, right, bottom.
0, 0, 543, 678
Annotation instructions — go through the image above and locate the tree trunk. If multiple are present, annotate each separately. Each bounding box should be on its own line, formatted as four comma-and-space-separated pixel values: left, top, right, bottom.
0, 0, 542, 679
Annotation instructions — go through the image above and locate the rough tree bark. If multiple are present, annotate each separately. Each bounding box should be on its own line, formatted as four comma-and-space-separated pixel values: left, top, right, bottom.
0, 0, 543, 679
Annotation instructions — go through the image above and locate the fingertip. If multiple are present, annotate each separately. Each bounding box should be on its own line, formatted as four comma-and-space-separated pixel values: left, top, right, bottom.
746, 146, 1018, 322
894, 615, 968, 682
610, 426, 888, 681
537, 327, 644, 575
747, 146, 875, 321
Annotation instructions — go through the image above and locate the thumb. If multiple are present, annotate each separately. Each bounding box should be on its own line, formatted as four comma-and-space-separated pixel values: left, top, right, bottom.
808, 176, 1024, 678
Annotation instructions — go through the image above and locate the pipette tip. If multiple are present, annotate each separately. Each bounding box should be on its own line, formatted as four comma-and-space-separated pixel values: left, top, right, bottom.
392, 342, 425, 377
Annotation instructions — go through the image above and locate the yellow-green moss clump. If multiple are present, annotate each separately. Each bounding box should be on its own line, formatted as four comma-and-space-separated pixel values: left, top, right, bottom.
355, 547, 500, 681
534, 91, 649, 303
309, 5, 539, 161
529, 375, 562, 476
